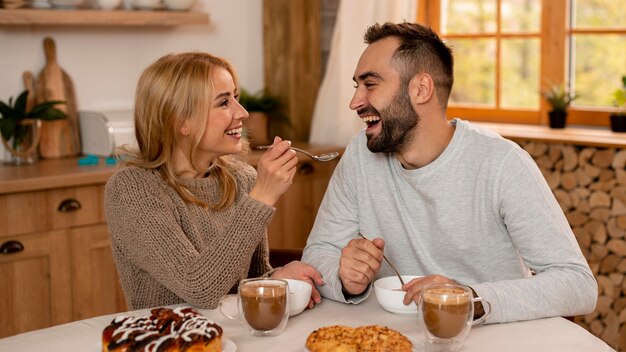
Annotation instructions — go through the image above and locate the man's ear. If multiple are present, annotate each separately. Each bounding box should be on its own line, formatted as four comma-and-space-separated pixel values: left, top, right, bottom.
408, 73, 435, 105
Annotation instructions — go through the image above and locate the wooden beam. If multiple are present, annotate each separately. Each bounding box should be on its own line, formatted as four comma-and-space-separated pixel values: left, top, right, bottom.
263, 0, 321, 142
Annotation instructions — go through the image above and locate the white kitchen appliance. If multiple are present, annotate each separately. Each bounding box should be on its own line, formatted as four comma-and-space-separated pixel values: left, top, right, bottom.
79, 110, 136, 157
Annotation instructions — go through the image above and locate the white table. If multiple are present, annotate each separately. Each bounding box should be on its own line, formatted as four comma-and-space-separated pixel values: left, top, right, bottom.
0, 293, 614, 352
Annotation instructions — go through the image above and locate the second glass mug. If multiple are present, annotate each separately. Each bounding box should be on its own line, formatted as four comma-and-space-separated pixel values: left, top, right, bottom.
219, 278, 290, 336
418, 283, 492, 352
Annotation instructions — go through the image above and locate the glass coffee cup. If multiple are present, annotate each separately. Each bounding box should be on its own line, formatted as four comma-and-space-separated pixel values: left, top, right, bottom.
219, 278, 290, 336
418, 283, 491, 351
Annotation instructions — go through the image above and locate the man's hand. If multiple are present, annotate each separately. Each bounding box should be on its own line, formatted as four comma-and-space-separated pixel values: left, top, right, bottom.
271, 261, 324, 308
339, 237, 385, 296
401, 275, 457, 305
402, 275, 486, 320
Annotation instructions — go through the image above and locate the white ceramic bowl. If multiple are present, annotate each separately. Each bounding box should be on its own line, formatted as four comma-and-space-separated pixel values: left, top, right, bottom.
49, 0, 83, 8
97, 0, 121, 9
131, 0, 162, 10
163, 0, 196, 11
374, 275, 423, 315
285, 279, 312, 316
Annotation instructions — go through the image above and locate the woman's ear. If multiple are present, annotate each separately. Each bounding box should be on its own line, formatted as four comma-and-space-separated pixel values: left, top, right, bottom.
408, 73, 435, 105
179, 119, 191, 136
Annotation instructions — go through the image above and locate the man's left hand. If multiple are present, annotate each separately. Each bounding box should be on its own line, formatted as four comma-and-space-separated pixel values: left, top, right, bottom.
401, 275, 457, 305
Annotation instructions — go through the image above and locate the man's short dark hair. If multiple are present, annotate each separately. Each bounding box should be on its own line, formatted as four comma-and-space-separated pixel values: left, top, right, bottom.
364, 22, 454, 111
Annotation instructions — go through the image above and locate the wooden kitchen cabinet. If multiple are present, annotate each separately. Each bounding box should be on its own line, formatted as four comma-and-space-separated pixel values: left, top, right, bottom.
70, 224, 127, 321
0, 230, 72, 338
0, 160, 125, 338
267, 158, 339, 249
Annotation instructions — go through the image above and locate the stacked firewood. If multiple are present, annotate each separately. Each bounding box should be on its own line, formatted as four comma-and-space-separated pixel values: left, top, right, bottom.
517, 140, 626, 351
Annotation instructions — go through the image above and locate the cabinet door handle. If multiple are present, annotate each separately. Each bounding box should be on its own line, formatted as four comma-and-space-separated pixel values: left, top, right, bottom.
58, 198, 82, 212
0, 240, 24, 254
298, 162, 314, 175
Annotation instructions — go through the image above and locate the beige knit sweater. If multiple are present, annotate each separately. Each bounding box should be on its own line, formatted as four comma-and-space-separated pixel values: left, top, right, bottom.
104, 161, 275, 310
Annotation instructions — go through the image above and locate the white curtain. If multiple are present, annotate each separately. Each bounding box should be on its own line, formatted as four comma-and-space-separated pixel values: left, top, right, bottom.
309, 0, 417, 146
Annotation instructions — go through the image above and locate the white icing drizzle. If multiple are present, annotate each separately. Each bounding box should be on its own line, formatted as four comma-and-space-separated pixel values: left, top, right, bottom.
108, 307, 221, 351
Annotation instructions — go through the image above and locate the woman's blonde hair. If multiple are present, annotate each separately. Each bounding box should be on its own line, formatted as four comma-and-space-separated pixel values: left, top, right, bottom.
122, 52, 247, 210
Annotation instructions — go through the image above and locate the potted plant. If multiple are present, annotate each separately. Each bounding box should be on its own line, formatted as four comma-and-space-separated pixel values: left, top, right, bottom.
610, 75, 626, 133
542, 83, 578, 129
0, 90, 66, 165
239, 88, 290, 146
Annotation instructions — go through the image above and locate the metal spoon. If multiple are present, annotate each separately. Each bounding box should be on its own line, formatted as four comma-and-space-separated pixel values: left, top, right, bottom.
358, 233, 406, 286
255, 145, 339, 162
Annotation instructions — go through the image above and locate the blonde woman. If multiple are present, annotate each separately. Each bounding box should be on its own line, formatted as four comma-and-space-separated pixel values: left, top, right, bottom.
105, 52, 323, 310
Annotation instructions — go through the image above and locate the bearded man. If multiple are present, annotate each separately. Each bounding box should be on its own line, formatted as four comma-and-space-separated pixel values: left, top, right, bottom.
301, 22, 597, 324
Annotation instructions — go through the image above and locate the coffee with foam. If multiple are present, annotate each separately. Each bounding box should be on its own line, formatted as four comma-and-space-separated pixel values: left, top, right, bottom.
422, 287, 471, 339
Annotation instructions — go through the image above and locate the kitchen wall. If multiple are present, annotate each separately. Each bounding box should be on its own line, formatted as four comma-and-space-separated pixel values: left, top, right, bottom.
0, 0, 263, 159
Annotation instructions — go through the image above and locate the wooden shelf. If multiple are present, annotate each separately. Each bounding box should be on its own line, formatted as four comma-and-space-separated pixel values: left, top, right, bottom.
0, 8, 209, 26
474, 122, 626, 148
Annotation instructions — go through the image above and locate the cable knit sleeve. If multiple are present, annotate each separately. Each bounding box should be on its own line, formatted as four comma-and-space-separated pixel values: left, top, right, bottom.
104, 166, 275, 309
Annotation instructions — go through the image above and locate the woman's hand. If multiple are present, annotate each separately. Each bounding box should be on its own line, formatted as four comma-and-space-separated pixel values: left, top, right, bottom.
249, 136, 298, 206
271, 261, 324, 309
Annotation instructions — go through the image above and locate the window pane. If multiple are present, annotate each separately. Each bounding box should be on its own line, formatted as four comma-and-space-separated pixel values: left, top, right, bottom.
447, 38, 496, 106
572, 34, 626, 107
501, 38, 540, 108
573, 0, 626, 28
501, 0, 540, 33
441, 0, 497, 34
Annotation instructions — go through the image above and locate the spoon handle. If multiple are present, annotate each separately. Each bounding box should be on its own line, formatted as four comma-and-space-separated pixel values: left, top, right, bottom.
255, 145, 315, 159
357, 233, 405, 286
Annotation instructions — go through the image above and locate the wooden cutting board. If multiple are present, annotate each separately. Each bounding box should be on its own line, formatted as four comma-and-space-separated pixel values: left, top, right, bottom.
35, 36, 81, 158
22, 71, 36, 113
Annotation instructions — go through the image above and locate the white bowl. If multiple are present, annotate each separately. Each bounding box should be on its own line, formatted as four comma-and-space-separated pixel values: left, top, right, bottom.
131, 0, 162, 10
285, 279, 312, 316
163, 0, 196, 11
374, 275, 423, 315
96, 0, 121, 9
49, 0, 83, 8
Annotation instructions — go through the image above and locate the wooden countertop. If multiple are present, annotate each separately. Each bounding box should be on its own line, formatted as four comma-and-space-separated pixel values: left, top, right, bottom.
0, 143, 342, 194
474, 122, 626, 148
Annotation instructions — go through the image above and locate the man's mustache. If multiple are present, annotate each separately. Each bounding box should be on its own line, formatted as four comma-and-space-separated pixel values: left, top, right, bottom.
357, 106, 380, 116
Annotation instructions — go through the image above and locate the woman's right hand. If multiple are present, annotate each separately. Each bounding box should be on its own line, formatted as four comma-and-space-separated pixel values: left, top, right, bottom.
249, 136, 298, 206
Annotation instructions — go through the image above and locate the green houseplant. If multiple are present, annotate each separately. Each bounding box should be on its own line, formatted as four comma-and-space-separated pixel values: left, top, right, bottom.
610, 75, 626, 133
239, 88, 290, 146
542, 83, 578, 129
0, 90, 66, 165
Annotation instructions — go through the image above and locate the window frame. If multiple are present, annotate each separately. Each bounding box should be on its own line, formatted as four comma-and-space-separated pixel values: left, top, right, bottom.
418, 0, 623, 127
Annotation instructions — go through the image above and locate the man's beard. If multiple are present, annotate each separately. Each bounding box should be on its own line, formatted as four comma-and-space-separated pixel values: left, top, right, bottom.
365, 85, 418, 153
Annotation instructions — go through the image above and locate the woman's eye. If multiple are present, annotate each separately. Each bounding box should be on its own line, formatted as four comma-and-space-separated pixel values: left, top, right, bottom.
220, 99, 229, 107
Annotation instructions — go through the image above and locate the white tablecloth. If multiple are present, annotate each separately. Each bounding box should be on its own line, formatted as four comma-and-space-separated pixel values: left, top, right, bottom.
0, 293, 615, 352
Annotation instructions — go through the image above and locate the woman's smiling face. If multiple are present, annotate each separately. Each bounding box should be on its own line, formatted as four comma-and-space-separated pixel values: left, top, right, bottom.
195, 66, 249, 161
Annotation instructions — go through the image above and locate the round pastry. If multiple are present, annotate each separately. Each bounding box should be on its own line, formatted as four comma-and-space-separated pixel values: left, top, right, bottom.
354, 325, 413, 352
306, 324, 412, 352
306, 325, 359, 352
102, 307, 222, 352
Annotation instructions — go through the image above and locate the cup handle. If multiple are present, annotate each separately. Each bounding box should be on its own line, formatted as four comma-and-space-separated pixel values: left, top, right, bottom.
471, 297, 492, 326
218, 295, 239, 321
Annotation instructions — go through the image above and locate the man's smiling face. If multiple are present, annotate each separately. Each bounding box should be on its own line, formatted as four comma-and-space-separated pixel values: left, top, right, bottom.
350, 37, 418, 153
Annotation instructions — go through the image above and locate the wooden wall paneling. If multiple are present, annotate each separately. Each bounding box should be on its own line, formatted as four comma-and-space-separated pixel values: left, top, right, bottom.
263, 0, 321, 142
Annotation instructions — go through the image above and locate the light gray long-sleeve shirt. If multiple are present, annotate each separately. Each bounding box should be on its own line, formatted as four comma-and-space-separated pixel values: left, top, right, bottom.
302, 118, 597, 324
